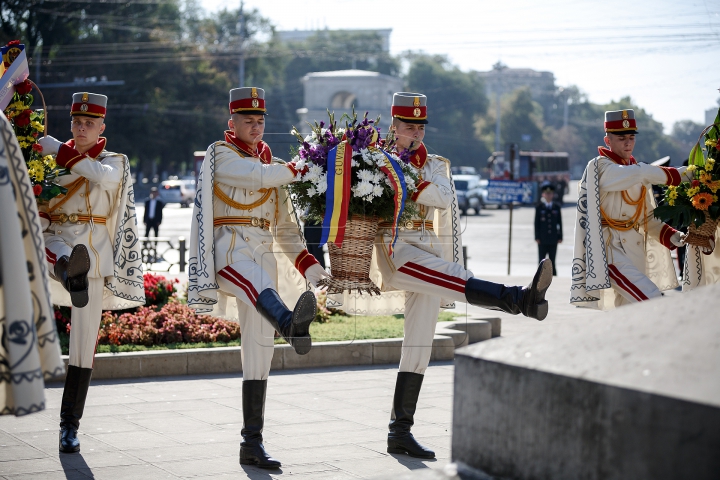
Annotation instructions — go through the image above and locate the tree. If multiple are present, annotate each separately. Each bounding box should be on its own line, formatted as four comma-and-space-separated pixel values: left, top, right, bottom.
404, 54, 489, 168
670, 119, 705, 160
475, 87, 548, 155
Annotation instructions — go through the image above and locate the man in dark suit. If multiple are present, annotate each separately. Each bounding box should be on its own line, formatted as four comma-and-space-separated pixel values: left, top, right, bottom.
143, 187, 165, 237
535, 182, 563, 276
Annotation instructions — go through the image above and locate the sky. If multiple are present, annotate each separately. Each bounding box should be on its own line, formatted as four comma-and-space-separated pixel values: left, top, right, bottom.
200, 0, 720, 133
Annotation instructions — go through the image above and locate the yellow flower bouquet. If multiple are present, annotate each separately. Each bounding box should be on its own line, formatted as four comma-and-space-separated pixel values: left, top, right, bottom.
654, 106, 720, 248
2, 40, 67, 200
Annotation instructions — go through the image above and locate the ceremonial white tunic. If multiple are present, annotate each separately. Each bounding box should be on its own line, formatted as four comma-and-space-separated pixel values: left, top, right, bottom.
42, 138, 144, 367
571, 148, 686, 309
372, 145, 469, 374
189, 133, 317, 379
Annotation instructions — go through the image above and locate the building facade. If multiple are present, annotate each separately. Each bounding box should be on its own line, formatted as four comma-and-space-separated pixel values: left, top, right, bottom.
297, 70, 404, 132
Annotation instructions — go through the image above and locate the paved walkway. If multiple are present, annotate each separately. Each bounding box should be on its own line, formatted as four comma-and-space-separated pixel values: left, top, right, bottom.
0, 363, 453, 479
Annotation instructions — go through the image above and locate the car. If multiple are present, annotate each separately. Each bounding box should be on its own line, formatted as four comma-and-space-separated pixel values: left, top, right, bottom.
452, 174, 484, 215
158, 179, 196, 208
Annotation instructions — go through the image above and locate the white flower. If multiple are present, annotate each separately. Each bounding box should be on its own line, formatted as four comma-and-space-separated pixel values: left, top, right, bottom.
307, 186, 317, 197
351, 158, 359, 167
304, 134, 314, 143
385, 178, 393, 187
357, 169, 374, 182
308, 164, 323, 177
294, 157, 307, 170
373, 171, 384, 183
315, 175, 328, 194
353, 180, 374, 198
372, 184, 384, 197
361, 150, 374, 165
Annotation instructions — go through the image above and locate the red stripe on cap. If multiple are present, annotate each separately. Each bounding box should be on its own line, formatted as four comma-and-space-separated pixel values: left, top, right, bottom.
391, 105, 427, 120
230, 98, 266, 114
71, 102, 106, 117
604, 119, 637, 131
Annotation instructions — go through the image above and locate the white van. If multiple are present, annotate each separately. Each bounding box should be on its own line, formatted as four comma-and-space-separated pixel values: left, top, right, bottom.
159, 179, 196, 208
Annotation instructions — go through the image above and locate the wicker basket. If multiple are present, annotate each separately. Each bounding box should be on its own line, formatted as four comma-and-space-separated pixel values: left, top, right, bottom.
685, 211, 720, 248
317, 215, 381, 295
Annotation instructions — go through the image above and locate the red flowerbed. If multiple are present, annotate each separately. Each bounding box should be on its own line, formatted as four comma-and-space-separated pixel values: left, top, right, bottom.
98, 303, 240, 346
54, 273, 240, 347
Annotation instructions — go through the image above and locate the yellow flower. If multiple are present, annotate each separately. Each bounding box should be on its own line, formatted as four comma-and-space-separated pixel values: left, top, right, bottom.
706, 139, 718, 148
19, 141, 29, 148
30, 121, 44, 132
714, 195, 719, 203
687, 186, 700, 197
687, 165, 697, 173
44, 155, 56, 169
668, 198, 675, 206
707, 157, 716, 169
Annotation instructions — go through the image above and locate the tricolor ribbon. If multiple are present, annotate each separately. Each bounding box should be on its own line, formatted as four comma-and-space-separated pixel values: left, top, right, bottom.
0, 44, 29, 111
376, 149, 407, 256
320, 141, 353, 247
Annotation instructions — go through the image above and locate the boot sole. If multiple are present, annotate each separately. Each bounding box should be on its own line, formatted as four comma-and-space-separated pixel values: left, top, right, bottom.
387, 446, 435, 459
533, 259, 553, 303
67, 245, 91, 308
291, 291, 317, 355
239, 458, 281, 469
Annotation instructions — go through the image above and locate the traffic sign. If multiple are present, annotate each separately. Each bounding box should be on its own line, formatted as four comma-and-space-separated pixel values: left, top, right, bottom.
486, 180, 534, 204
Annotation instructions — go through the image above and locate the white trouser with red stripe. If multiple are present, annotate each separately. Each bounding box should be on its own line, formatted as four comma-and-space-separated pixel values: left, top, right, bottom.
215, 258, 277, 380
383, 249, 472, 374
44, 239, 105, 368
607, 242, 662, 307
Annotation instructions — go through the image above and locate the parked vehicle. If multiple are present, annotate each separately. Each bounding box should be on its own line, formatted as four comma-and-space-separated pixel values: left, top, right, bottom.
159, 179, 196, 208
452, 174, 484, 215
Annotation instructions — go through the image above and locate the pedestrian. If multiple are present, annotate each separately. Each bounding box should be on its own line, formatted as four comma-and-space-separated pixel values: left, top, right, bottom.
372, 92, 553, 459
535, 182, 562, 275
143, 186, 164, 237
571, 109, 696, 309
187, 87, 331, 469
38, 92, 144, 453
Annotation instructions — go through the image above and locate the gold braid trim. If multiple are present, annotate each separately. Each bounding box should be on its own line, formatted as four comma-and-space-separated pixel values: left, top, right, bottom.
600, 185, 648, 233
48, 177, 88, 214
213, 183, 276, 210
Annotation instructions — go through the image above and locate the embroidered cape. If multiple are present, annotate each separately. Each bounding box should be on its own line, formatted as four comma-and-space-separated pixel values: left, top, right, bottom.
571, 155, 677, 310
0, 114, 64, 416
49, 151, 144, 310
187, 141, 307, 320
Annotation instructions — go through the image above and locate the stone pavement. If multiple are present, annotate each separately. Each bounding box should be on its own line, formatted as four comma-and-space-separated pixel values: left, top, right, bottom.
0, 363, 453, 479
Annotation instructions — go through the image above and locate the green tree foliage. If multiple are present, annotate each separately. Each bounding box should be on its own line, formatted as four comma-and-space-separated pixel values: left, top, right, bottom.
404, 54, 489, 168
475, 87, 548, 155
670, 119, 705, 161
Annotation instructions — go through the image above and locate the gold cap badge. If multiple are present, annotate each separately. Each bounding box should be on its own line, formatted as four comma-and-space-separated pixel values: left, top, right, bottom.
622, 110, 629, 119
413, 108, 421, 118
413, 97, 421, 107
251, 99, 259, 108
81, 93, 89, 103
251, 88, 258, 99
622, 119, 630, 128
80, 104, 88, 112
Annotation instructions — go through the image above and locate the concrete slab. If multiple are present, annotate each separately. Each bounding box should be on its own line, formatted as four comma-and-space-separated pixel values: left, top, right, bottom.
452, 283, 720, 480
0, 363, 453, 479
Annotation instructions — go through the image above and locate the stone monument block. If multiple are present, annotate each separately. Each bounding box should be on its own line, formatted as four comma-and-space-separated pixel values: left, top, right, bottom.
452, 284, 720, 480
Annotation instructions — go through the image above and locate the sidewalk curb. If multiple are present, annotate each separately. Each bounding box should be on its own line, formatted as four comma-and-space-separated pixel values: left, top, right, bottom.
55, 317, 500, 380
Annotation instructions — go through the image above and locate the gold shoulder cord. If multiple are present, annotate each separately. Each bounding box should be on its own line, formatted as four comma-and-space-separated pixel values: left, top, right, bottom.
213, 184, 276, 210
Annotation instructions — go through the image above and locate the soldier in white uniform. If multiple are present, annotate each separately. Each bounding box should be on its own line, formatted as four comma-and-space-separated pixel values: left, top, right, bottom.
378, 93, 554, 459
38, 92, 144, 453
188, 87, 330, 469
571, 109, 694, 309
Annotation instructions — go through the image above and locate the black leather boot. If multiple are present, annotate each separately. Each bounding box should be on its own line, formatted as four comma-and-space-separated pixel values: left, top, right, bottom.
52, 244, 91, 308
239, 380, 281, 469
59, 365, 92, 454
255, 289, 316, 355
387, 372, 435, 459
465, 258, 553, 320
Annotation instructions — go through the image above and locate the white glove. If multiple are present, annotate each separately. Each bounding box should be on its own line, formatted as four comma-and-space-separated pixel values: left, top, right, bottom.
670, 231, 686, 248
304, 263, 331, 288
38, 135, 63, 156
702, 237, 715, 255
